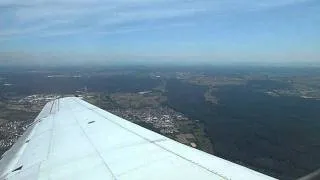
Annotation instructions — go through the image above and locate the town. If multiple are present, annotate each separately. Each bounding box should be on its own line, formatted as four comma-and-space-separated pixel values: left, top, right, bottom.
0, 91, 214, 156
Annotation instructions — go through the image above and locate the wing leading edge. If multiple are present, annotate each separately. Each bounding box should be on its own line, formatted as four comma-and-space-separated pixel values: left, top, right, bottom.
0, 97, 276, 180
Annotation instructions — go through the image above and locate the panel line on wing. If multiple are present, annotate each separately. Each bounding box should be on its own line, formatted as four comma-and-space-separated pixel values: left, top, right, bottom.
104, 138, 168, 153
47, 112, 56, 160
49, 100, 55, 114
72, 98, 229, 180
116, 157, 170, 177
65, 99, 117, 180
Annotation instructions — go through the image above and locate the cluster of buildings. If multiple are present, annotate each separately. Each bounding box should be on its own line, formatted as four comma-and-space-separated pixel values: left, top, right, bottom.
109, 107, 188, 135
18, 94, 61, 104
0, 121, 30, 154
108, 106, 200, 148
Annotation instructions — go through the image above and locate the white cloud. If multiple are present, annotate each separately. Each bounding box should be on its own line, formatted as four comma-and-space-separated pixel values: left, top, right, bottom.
95, 22, 194, 35
0, 0, 312, 39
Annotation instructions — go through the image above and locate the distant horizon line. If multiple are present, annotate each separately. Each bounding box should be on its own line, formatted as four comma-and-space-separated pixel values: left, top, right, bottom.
1, 63, 320, 70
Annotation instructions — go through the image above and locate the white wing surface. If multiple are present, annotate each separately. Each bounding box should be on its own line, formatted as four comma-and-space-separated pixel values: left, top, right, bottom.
0, 97, 276, 180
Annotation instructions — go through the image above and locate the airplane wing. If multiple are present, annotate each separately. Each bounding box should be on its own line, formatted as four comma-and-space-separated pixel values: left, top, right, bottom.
0, 97, 276, 180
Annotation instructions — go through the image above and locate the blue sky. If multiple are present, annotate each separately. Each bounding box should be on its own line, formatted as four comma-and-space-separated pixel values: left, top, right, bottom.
0, 0, 319, 67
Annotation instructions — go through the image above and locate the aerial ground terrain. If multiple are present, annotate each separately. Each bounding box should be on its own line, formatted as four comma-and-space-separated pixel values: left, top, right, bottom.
0, 66, 320, 180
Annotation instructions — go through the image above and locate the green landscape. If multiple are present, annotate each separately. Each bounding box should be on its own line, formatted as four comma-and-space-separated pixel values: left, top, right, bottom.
0, 66, 320, 179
